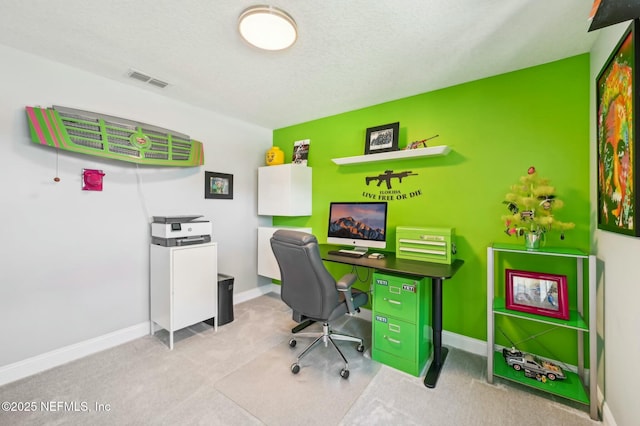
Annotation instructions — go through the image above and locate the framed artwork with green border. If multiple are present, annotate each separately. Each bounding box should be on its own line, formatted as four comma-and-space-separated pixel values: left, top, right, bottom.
596, 19, 640, 236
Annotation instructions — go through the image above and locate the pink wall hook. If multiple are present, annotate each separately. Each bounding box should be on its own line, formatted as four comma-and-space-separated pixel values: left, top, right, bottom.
82, 168, 105, 191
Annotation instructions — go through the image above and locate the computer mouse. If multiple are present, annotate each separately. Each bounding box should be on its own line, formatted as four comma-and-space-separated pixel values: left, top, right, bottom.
368, 253, 384, 259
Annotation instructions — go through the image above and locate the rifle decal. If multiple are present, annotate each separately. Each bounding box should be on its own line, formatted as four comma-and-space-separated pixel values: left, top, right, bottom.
362, 169, 423, 201
365, 170, 418, 190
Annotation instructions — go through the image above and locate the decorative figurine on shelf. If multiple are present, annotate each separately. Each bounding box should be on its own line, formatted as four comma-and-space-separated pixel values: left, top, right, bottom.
502, 347, 566, 381
501, 166, 575, 249
266, 146, 284, 166
403, 134, 440, 150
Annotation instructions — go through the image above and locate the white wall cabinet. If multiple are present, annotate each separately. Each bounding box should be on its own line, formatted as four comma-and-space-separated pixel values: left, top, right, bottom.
258, 164, 312, 216
150, 242, 218, 349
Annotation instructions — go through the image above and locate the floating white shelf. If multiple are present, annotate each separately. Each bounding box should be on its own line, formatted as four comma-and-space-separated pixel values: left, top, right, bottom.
331, 145, 451, 165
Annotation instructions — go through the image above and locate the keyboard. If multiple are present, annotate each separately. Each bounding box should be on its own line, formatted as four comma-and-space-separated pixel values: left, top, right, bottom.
328, 250, 364, 258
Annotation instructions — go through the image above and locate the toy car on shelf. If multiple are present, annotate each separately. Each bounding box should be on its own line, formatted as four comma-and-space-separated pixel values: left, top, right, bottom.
502, 347, 566, 381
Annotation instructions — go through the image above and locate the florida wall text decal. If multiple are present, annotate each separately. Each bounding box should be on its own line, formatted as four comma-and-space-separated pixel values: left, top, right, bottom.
362, 169, 422, 201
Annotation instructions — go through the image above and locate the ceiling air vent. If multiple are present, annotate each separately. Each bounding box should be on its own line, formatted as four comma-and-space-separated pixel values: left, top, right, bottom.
148, 78, 169, 88
127, 69, 169, 89
128, 70, 151, 83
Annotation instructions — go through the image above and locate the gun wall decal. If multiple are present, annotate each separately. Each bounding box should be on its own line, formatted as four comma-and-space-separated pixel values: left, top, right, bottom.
365, 170, 418, 189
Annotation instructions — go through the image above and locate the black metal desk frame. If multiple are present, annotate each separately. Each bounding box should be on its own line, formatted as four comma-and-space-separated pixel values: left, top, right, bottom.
320, 245, 464, 388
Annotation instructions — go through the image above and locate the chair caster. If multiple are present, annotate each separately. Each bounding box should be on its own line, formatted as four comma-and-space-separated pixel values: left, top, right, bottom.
340, 368, 350, 379
291, 363, 300, 374
357, 344, 365, 353
289, 338, 297, 347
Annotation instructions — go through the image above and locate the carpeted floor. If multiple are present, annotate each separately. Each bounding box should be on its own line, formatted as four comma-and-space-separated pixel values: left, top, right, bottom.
0, 293, 599, 425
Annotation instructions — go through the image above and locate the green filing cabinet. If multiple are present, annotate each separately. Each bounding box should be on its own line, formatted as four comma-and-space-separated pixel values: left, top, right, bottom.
371, 272, 431, 376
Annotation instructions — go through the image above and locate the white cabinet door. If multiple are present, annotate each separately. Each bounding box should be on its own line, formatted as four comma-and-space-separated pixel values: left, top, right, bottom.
172, 244, 217, 330
258, 165, 312, 216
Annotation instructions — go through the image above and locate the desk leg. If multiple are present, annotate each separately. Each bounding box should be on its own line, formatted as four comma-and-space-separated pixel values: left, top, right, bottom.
424, 277, 448, 388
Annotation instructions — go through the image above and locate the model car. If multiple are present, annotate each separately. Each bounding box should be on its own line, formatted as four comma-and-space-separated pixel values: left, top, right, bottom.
502, 347, 566, 381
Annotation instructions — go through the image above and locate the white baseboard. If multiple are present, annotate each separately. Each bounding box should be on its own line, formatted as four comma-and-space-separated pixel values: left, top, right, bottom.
442, 330, 487, 357
0, 322, 149, 387
267, 283, 281, 295
601, 396, 617, 426
233, 283, 278, 304
0, 286, 278, 386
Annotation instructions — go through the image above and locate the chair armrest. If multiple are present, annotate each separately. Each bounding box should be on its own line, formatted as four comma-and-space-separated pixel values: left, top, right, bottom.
336, 273, 357, 291
336, 273, 358, 314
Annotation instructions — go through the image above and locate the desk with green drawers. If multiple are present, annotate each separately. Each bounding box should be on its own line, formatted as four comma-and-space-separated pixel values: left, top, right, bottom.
320, 245, 464, 388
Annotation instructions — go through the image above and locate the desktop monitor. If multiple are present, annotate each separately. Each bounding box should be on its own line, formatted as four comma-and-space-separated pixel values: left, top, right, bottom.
327, 202, 387, 251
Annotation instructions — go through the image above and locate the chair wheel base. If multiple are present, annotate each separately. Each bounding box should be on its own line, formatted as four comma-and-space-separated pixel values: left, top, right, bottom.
291, 363, 300, 374
340, 368, 349, 379
357, 344, 365, 353
289, 338, 297, 347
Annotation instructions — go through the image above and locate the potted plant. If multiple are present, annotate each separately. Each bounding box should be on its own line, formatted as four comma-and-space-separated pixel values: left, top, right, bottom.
502, 167, 575, 249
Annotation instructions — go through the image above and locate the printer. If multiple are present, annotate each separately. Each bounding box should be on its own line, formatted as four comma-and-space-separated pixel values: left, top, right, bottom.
151, 215, 212, 247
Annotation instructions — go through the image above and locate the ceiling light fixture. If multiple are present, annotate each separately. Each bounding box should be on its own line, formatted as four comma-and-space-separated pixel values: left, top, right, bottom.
238, 5, 297, 51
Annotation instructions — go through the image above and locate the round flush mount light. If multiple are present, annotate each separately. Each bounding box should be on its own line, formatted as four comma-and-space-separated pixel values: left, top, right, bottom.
238, 5, 297, 51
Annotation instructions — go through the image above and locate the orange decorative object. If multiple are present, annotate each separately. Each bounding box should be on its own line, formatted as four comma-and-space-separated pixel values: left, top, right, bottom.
266, 146, 284, 166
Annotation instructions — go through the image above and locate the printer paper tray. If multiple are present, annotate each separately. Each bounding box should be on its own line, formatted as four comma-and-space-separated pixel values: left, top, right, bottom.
152, 215, 203, 224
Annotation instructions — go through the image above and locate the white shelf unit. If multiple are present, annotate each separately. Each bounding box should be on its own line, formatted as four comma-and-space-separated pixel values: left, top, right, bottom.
258, 164, 312, 216
331, 145, 450, 165
150, 242, 218, 349
486, 243, 597, 420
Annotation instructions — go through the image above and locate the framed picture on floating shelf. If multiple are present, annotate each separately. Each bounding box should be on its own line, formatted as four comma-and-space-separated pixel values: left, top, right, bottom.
364, 122, 399, 155
505, 269, 569, 320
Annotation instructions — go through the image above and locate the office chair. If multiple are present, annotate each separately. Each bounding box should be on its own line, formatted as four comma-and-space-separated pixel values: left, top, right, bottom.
270, 229, 368, 379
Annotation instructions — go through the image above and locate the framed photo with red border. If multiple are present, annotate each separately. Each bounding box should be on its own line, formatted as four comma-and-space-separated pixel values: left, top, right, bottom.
505, 269, 569, 320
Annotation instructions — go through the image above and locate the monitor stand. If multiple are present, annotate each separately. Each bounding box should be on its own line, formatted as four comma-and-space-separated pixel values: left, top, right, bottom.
339, 246, 368, 255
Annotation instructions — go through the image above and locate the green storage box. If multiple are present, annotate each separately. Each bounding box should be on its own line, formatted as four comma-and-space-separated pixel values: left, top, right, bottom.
396, 226, 456, 264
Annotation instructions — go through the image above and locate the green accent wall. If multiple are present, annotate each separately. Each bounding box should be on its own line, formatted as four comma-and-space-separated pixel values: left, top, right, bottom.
272, 54, 590, 362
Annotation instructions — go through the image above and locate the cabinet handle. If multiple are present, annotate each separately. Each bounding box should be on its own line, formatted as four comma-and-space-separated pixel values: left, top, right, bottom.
384, 336, 401, 344
383, 298, 402, 305
389, 324, 401, 333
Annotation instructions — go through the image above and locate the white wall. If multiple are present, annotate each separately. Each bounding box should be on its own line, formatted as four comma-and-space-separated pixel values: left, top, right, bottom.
590, 24, 640, 426
0, 44, 272, 368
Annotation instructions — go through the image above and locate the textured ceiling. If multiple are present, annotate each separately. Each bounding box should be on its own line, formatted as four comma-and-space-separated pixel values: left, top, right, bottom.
0, 0, 598, 129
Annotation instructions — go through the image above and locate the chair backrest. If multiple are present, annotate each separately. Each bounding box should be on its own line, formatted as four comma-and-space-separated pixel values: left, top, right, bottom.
270, 229, 339, 322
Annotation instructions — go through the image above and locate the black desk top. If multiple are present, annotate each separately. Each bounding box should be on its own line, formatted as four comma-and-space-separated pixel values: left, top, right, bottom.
319, 244, 464, 279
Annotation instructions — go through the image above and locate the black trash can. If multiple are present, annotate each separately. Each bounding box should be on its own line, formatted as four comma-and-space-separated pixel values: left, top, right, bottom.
205, 273, 234, 326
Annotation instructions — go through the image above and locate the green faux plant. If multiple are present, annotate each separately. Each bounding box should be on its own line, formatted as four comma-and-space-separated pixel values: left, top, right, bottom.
502, 167, 575, 240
